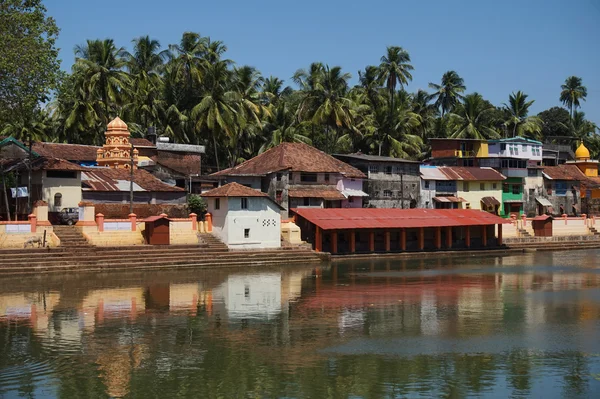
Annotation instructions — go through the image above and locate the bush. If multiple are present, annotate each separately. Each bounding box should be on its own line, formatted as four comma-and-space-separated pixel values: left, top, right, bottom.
187, 194, 207, 215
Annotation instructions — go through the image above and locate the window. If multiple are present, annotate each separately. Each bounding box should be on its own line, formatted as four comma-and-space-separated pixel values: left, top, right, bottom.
492, 183, 497, 189
54, 193, 62, 208
241, 198, 248, 209
528, 168, 538, 177
512, 184, 521, 195
383, 190, 392, 197
463, 182, 469, 192
324, 173, 330, 182
503, 183, 509, 193
276, 190, 283, 203
244, 228, 250, 238
47, 171, 77, 179
215, 198, 220, 210
276, 173, 282, 181
424, 181, 430, 189
300, 173, 317, 182
369, 165, 379, 173
480, 183, 485, 190
529, 188, 535, 197
348, 196, 354, 203
522, 144, 527, 152
385, 166, 393, 175
303, 197, 310, 206
555, 182, 567, 196
500, 143, 507, 151
244, 284, 250, 299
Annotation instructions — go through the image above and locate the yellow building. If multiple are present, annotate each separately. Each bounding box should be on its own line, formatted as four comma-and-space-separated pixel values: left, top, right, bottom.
438, 166, 506, 214
567, 142, 600, 199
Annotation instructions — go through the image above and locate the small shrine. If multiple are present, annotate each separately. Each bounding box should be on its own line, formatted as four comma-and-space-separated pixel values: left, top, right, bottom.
567, 142, 599, 177
96, 117, 139, 169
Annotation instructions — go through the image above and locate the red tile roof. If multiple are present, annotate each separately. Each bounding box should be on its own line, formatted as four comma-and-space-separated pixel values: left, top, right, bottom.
32, 142, 99, 161
293, 208, 509, 231
438, 167, 506, 181
542, 165, 586, 181
155, 151, 201, 176
82, 168, 184, 192
211, 143, 365, 178
201, 182, 268, 197
31, 158, 86, 171
130, 138, 155, 147
288, 188, 346, 200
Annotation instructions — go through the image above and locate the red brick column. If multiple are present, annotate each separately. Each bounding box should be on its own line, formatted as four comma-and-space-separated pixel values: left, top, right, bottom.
446, 226, 452, 249
435, 227, 441, 249
331, 231, 338, 254
28, 214, 37, 233
129, 213, 137, 231
384, 230, 391, 252
369, 231, 375, 252
497, 224, 503, 246
190, 213, 197, 231
349, 230, 356, 253
465, 226, 471, 248
419, 227, 425, 251
482, 225, 487, 247
400, 229, 406, 251
96, 213, 104, 232
205, 212, 212, 232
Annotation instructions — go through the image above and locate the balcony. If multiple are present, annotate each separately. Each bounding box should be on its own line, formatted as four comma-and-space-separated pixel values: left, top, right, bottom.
454, 150, 476, 158
500, 168, 528, 178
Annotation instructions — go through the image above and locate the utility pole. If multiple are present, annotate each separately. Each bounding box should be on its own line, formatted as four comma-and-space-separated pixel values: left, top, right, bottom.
27, 134, 32, 214
130, 142, 134, 215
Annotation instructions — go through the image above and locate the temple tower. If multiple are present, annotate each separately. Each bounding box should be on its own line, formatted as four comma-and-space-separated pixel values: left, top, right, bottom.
96, 117, 139, 169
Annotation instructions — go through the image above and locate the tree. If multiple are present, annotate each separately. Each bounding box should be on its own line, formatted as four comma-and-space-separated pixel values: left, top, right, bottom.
377, 46, 413, 114
570, 111, 597, 142
0, 0, 60, 129
538, 107, 572, 139
447, 93, 500, 140
503, 91, 542, 139
74, 39, 130, 128
560, 76, 587, 119
428, 70, 466, 117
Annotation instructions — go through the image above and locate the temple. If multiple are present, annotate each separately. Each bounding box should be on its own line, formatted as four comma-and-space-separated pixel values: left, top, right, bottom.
96, 117, 139, 169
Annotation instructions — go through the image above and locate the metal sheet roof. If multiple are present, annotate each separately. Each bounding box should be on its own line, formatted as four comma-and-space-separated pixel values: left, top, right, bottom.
535, 197, 553, 207
420, 166, 449, 181
433, 196, 465, 203
293, 208, 510, 231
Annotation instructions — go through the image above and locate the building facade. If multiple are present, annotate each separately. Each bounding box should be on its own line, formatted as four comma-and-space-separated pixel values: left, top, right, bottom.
203, 183, 282, 249
334, 154, 420, 209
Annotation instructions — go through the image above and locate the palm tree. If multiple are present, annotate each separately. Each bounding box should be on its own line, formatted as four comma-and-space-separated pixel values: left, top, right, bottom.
293, 62, 324, 91
560, 76, 587, 119
261, 76, 292, 106
447, 93, 500, 140
260, 102, 311, 152
124, 36, 167, 76
168, 32, 208, 109
428, 70, 466, 117
297, 65, 354, 153
191, 60, 240, 170
411, 89, 438, 139
503, 91, 542, 139
73, 39, 130, 126
377, 46, 413, 113
570, 111, 597, 142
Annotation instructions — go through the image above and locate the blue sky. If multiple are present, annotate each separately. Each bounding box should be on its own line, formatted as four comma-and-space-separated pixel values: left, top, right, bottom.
45, 0, 600, 126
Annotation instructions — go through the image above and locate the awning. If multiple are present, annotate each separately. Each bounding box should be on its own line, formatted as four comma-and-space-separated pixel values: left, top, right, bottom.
433, 196, 465, 203
288, 188, 346, 200
341, 189, 369, 198
535, 197, 553, 207
480, 196, 500, 207
503, 200, 523, 203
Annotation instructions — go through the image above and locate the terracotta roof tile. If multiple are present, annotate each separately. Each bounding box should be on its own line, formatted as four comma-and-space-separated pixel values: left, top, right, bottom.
201, 182, 268, 197
82, 168, 184, 192
130, 138, 155, 147
31, 157, 87, 171
542, 165, 586, 181
438, 166, 506, 181
156, 150, 201, 176
32, 142, 99, 162
288, 188, 346, 200
211, 143, 365, 178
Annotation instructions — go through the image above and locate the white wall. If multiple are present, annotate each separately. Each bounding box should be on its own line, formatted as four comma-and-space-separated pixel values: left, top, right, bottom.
488, 141, 542, 161
337, 178, 365, 208
225, 196, 281, 249
207, 197, 229, 245
42, 171, 82, 211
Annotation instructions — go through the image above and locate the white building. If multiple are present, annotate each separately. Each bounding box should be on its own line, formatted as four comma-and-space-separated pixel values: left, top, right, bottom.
202, 182, 283, 249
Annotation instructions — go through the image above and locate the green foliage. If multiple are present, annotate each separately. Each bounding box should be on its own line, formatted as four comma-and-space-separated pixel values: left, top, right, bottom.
187, 194, 207, 215
0, 0, 60, 129
538, 106, 571, 138
560, 76, 587, 119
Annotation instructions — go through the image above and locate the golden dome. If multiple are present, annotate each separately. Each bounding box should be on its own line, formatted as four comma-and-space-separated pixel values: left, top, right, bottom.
107, 116, 128, 131
575, 142, 590, 160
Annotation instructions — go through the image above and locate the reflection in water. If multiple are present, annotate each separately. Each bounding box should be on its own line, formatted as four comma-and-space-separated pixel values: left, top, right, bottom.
1, 250, 600, 398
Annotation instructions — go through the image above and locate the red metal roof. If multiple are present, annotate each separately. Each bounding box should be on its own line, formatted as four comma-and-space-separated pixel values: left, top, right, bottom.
288, 188, 346, 200
293, 208, 510, 230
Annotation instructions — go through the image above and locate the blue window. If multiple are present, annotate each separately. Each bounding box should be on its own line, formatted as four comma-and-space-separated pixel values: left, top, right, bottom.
555, 182, 567, 196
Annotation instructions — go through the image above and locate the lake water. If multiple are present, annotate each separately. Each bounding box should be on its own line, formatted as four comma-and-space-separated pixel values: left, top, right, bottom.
1, 249, 600, 398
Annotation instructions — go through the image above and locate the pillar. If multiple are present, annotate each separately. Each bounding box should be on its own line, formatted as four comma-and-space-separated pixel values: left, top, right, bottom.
435, 226, 441, 249
482, 225, 487, 247
315, 226, 322, 252
400, 229, 406, 251
385, 230, 391, 252
446, 226, 452, 249
497, 224, 503, 246
190, 213, 197, 231
331, 231, 338, 254
28, 214, 37, 233
129, 213, 137, 231
205, 212, 213, 232
418, 227, 424, 251
349, 230, 356, 253
369, 231, 375, 252
160, 213, 168, 218
521, 214, 527, 227
465, 226, 471, 248
96, 213, 104, 232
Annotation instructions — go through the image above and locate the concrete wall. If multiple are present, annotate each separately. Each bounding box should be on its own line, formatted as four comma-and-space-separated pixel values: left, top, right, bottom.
337, 178, 364, 208
207, 197, 229, 245
39, 171, 82, 211
523, 175, 544, 216
488, 141, 542, 161
419, 179, 436, 208
456, 181, 503, 212
225, 197, 281, 249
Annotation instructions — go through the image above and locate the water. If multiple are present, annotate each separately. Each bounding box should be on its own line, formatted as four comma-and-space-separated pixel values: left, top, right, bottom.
1, 250, 600, 398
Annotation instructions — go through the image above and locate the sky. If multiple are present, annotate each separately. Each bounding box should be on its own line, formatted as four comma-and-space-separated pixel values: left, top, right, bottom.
44, 0, 600, 126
